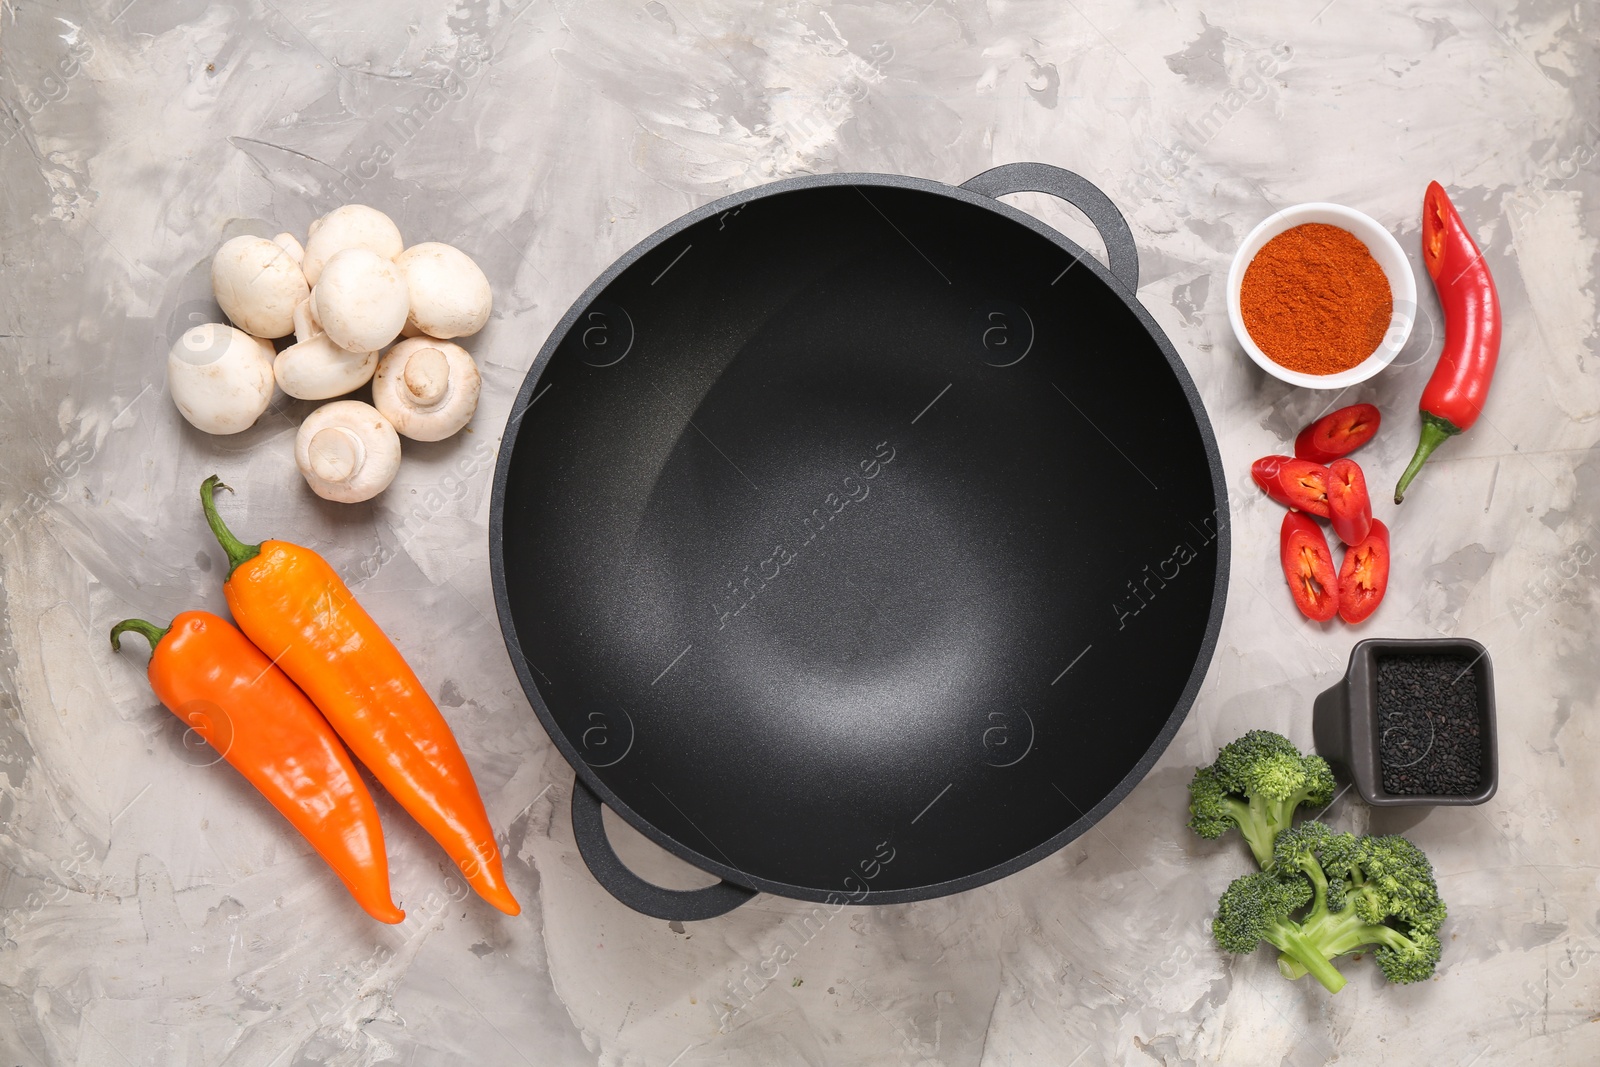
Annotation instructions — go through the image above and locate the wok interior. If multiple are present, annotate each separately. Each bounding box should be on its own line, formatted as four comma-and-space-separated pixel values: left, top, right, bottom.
501, 184, 1220, 897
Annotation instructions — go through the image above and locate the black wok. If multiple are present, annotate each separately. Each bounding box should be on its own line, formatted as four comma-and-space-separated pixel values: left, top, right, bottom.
491, 163, 1228, 920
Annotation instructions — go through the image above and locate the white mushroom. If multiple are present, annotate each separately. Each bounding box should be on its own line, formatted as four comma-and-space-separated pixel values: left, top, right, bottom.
371, 337, 481, 441
294, 400, 401, 503
273, 232, 305, 265
275, 335, 379, 400
211, 236, 308, 339
280, 291, 379, 399
395, 243, 493, 339
310, 249, 409, 354
301, 205, 404, 286
167, 323, 276, 435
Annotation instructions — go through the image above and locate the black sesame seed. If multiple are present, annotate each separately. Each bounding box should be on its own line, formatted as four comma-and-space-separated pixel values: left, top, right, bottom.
1376, 653, 1484, 796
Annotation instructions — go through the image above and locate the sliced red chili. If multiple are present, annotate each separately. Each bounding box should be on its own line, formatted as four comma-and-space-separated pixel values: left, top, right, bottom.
1337, 520, 1390, 624
1326, 458, 1373, 547
1294, 403, 1381, 464
1280, 511, 1339, 621
1252, 456, 1332, 518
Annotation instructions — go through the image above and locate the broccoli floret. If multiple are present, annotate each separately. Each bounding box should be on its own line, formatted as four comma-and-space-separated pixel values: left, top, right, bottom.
1273, 821, 1358, 912
1211, 868, 1352, 993
1213, 822, 1447, 993
1187, 730, 1335, 866
1212, 869, 1312, 953
1341, 834, 1447, 985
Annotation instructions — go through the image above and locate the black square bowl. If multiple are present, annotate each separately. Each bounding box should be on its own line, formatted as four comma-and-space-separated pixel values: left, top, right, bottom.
1313, 638, 1498, 807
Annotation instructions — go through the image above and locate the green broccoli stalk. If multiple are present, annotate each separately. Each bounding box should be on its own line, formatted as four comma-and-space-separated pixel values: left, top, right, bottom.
1187, 730, 1335, 867
1212, 822, 1447, 993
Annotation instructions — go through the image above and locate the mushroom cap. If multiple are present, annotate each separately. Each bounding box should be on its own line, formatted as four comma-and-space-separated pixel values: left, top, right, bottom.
275, 334, 379, 400
294, 400, 402, 503
167, 323, 276, 435
301, 205, 404, 286
273, 232, 305, 264
211, 235, 309, 339
395, 242, 493, 339
311, 249, 409, 354
372, 337, 481, 442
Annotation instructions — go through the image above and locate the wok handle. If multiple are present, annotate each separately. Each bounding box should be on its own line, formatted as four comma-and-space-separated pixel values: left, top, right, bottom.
570, 777, 757, 921
961, 163, 1140, 292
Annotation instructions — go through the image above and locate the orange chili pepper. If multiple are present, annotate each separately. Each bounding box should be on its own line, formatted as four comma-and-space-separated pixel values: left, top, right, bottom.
110, 610, 404, 923
200, 476, 520, 916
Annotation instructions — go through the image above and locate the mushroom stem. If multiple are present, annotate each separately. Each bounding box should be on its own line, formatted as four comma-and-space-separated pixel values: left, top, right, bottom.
308, 426, 366, 485
293, 298, 320, 345
403, 347, 450, 407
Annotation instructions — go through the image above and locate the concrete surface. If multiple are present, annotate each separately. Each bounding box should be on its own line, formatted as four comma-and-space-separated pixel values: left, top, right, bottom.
1, 0, 1596, 1064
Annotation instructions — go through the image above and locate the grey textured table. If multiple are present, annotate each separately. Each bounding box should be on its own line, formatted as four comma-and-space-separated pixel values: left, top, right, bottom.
2, 2, 1597, 1064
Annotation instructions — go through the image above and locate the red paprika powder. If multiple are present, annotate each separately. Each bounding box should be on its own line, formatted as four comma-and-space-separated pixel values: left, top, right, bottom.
1240, 223, 1392, 375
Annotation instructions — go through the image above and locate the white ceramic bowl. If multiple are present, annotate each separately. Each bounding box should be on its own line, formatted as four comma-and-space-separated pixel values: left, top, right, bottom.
1227, 202, 1417, 390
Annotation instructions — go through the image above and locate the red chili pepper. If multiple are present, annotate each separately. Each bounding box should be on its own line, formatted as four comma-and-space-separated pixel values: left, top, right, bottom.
1326, 459, 1372, 547
1252, 456, 1331, 517
110, 611, 404, 923
1394, 182, 1502, 503
1294, 403, 1381, 464
1337, 520, 1390, 624
1280, 511, 1339, 621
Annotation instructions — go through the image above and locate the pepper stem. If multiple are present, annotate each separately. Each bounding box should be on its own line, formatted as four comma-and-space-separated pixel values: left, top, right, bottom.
1393, 413, 1460, 504
110, 617, 171, 652
201, 474, 262, 578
